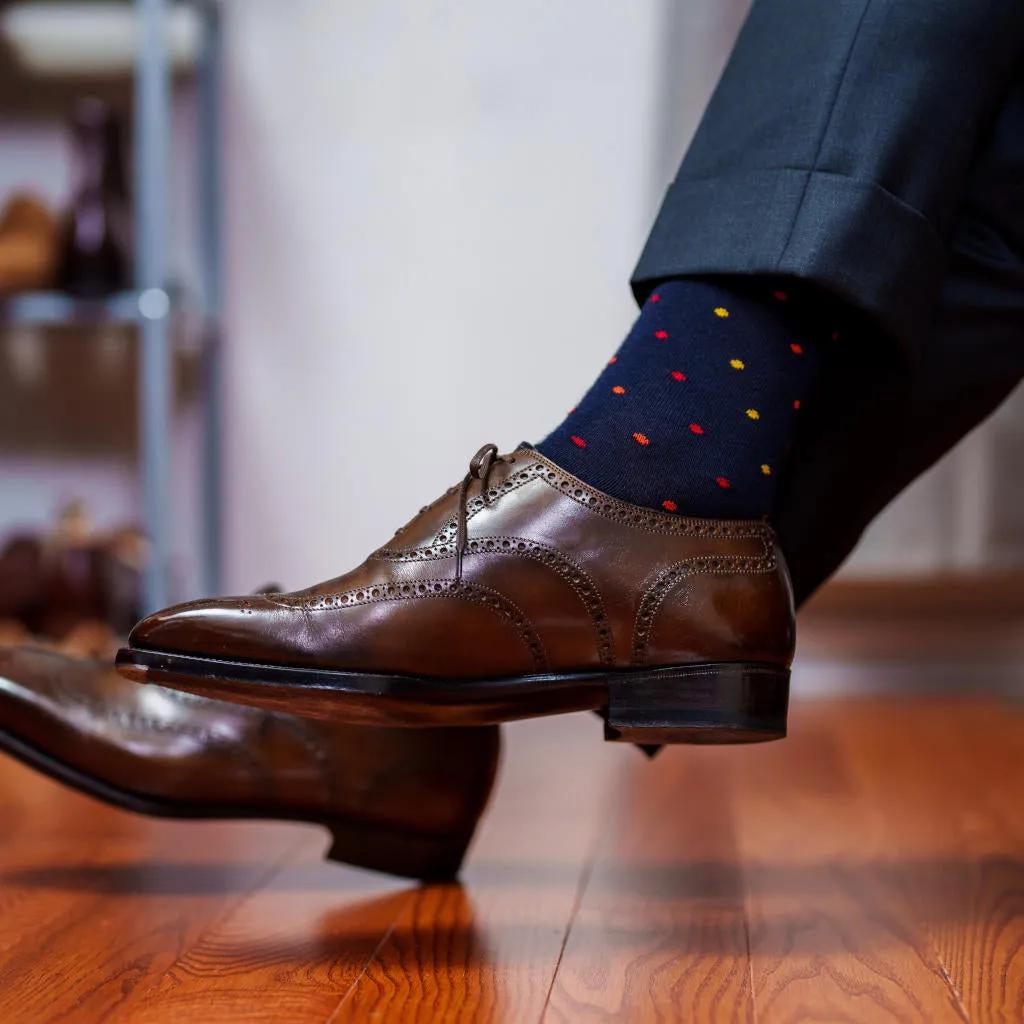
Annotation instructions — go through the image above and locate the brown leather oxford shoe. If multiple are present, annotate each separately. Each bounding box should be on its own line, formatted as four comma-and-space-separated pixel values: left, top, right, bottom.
0, 645, 500, 879
118, 445, 795, 744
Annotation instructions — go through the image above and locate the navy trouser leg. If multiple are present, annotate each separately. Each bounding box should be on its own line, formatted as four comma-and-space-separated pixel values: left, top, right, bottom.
778, 71, 1024, 603
631, 0, 1024, 357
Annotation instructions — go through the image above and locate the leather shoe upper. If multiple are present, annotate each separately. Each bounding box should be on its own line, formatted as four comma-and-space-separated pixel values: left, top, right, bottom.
130, 447, 795, 678
0, 644, 499, 835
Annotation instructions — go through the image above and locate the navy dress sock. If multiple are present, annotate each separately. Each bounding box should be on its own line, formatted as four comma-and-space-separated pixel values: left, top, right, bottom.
537, 277, 836, 519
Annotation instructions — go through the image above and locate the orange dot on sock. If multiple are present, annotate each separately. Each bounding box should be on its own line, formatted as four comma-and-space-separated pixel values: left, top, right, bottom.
670, 370, 686, 381
571, 435, 587, 448
761, 464, 772, 475
790, 343, 803, 354
612, 385, 625, 394
608, 356, 617, 364
773, 290, 788, 301
654, 330, 669, 339
716, 477, 732, 488
662, 500, 678, 512
633, 432, 650, 446
689, 423, 703, 435
714, 307, 729, 318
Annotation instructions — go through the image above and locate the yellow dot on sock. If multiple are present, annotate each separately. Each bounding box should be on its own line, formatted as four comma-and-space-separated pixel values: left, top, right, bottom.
761, 464, 772, 475
730, 358, 745, 370
714, 307, 729, 318
746, 409, 760, 420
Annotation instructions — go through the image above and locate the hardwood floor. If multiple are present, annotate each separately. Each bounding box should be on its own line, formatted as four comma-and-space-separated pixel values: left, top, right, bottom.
0, 661, 1021, 1020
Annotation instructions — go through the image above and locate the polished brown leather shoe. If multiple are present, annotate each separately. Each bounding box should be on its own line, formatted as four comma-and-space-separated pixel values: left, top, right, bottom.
118, 445, 795, 744
0, 645, 500, 880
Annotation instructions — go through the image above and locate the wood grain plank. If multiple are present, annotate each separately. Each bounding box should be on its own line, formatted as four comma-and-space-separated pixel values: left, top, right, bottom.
331, 713, 627, 1024
106, 840, 415, 1024
735, 700, 968, 1024
544, 747, 753, 1023
0, 755, 309, 1022
1, 684, 1019, 1020
840, 697, 1024, 1023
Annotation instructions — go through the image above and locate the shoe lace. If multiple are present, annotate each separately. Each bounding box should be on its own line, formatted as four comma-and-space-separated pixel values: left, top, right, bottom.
455, 443, 502, 582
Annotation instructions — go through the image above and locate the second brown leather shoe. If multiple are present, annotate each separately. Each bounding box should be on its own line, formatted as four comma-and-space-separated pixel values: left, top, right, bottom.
0, 645, 500, 880
118, 446, 795, 744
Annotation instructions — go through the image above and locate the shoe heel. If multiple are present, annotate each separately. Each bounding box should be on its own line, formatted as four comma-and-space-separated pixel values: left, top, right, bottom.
323, 817, 473, 882
604, 662, 789, 745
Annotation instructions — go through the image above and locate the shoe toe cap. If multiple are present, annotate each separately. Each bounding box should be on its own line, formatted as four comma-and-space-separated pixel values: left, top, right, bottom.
128, 596, 278, 661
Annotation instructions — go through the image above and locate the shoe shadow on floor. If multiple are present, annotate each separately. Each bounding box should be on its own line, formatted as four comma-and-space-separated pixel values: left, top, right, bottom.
0, 855, 407, 895
1, 856, 1020, 959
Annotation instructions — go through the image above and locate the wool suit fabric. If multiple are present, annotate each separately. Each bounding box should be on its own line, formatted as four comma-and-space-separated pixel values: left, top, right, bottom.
630, 0, 1024, 603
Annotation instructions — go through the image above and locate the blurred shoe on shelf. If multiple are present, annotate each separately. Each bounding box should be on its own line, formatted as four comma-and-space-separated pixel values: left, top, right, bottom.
0, 500, 144, 646
0, 645, 501, 880
56, 97, 133, 298
33, 500, 109, 640
0, 533, 44, 621
57, 619, 119, 659
0, 193, 58, 294
0, 619, 31, 648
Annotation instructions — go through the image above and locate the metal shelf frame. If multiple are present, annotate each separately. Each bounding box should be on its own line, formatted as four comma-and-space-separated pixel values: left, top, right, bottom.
131, 0, 224, 611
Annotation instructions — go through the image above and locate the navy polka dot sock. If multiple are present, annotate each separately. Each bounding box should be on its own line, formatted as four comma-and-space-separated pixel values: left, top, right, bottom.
537, 277, 836, 519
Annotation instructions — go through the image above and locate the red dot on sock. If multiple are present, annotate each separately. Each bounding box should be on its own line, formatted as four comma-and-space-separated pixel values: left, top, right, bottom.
790, 343, 803, 354
773, 290, 788, 301
650, 294, 660, 303
832, 330, 840, 341
654, 330, 669, 339
571, 435, 587, 448
670, 370, 686, 381
716, 477, 732, 488
569, 407, 576, 414
662, 500, 678, 512
689, 423, 703, 435
793, 400, 801, 410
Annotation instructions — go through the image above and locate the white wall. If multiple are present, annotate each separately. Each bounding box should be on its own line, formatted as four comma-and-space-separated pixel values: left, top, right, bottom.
222, 0, 665, 591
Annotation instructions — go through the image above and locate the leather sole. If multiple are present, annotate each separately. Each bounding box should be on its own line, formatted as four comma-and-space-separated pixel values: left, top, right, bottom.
117, 647, 790, 745
0, 725, 472, 881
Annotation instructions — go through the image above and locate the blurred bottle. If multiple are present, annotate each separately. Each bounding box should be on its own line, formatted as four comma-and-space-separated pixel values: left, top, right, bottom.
56, 98, 133, 298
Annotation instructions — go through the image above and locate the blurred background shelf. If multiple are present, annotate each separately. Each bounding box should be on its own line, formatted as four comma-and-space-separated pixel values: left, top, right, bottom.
0, 285, 194, 325
2, 289, 146, 323
0, 1, 202, 77
0, 0, 207, 116
0, 0, 223, 615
